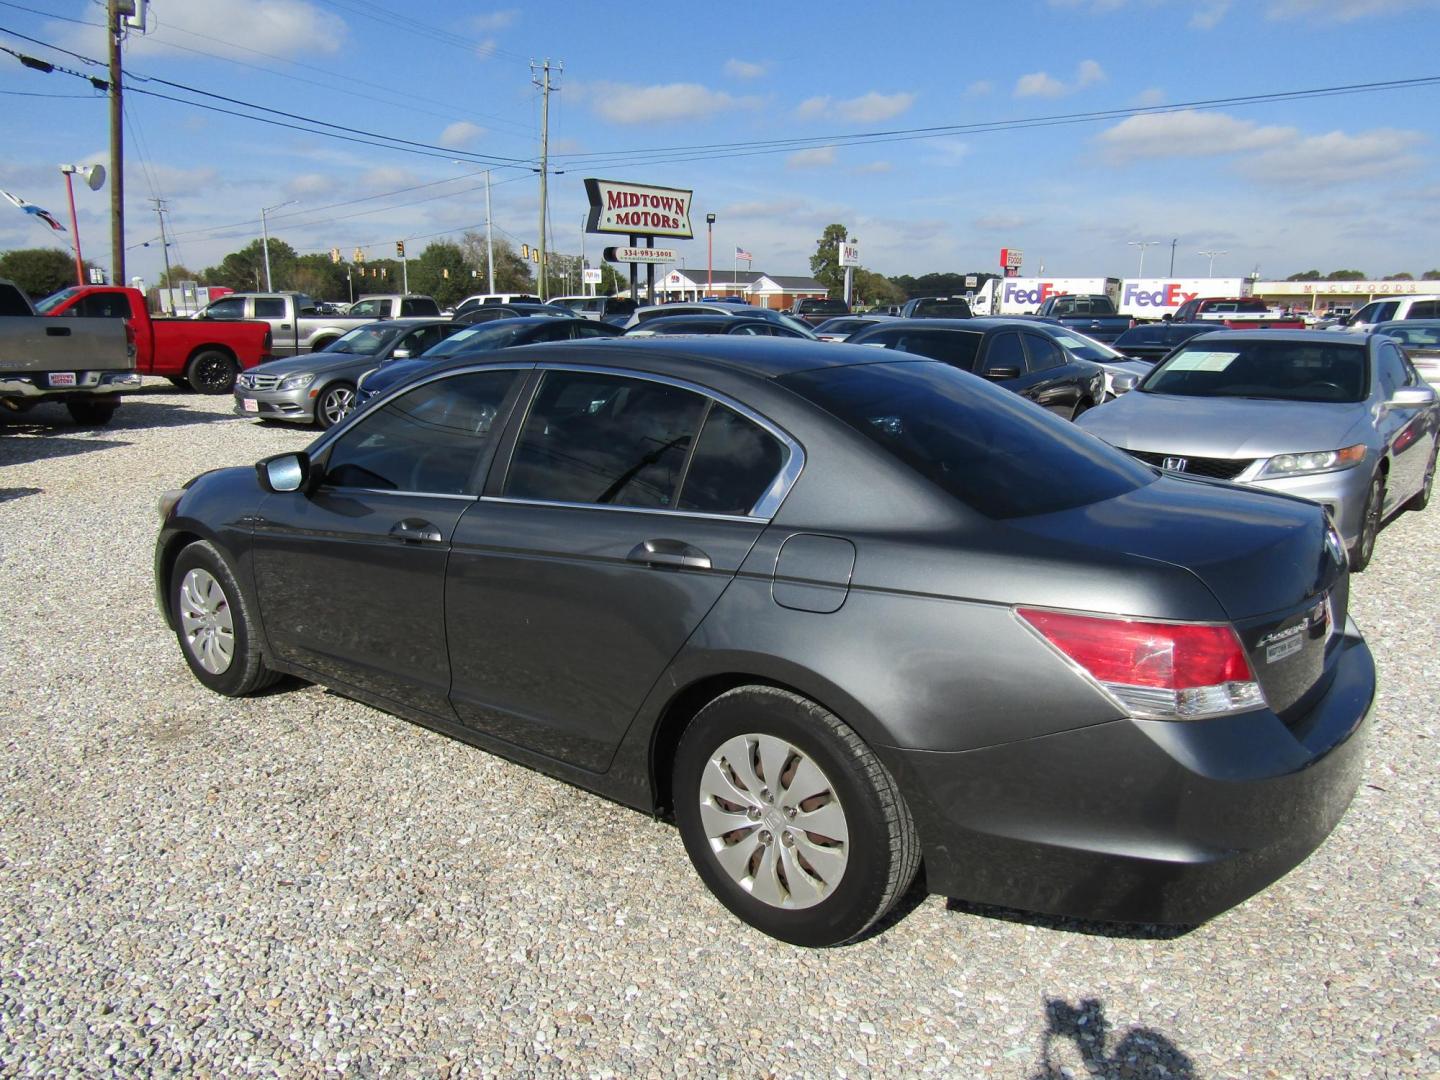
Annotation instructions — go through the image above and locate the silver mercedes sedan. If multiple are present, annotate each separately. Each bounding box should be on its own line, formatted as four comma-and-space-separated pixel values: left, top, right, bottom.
1078, 330, 1439, 571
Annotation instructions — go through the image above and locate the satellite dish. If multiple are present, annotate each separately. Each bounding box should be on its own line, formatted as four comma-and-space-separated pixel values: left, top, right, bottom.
81, 165, 106, 191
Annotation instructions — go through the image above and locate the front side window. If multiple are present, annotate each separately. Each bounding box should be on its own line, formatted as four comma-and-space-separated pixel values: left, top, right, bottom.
1377, 343, 1412, 397
348, 299, 387, 318
504, 372, 707, 509
204, 297, 246, 319
1023, 334, 1065, 372
1354, 301, 1400, 324
324, 370, 517, 495
78, 293, 129, 318
982, 332, 1027, 375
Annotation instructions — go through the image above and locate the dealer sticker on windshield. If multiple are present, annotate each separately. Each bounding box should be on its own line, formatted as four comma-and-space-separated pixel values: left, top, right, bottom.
48, 372, 77, 387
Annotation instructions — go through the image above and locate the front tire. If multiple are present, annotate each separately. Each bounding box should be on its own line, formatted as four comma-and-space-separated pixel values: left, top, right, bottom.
314, 381, 355, 429
186, 350, 238, 394
66, 397, 118, 426
170, 540, 279, 696
673, 686, 920, 947
1350, 471, 1385, 572
1406, 446, 1436, 512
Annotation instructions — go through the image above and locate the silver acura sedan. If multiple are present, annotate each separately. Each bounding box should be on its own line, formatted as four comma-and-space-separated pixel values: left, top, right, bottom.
1078, 330, 1439, 571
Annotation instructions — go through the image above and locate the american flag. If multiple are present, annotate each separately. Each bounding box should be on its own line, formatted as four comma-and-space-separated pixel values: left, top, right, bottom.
735, 245, 753, 262
0, 189, 66, 232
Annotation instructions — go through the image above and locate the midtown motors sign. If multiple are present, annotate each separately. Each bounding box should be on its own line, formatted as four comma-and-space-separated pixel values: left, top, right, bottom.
585, 179, 694, 239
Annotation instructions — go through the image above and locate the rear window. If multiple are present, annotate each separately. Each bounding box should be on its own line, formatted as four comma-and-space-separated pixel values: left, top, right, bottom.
799, 299, 847, 314
1141, 340, 1369, 402
779, 360, 1154, 519
909, 298, 973, 318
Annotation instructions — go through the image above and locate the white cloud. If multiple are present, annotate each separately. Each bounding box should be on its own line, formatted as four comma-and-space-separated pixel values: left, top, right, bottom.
1097, 110, 1296, 159
470, 9, 517, 31
1267, 0, 1440, 19
1241, 128, 1426, 184
439, 122, 485, 148
795, 91, 916, 123
925, 138, 972, 167
1133, 87, 1167, 106
1014, 60, 1105, 98
853, 161, 894, 175
583, 82, 761, 124
724, 58, 767, 80
285, 173, 333, 197
474, 38, 500, 61
359, 167, 422, 190
128, 0, 347, 59
974, 213, 1032, 232
1191, 1, 1232, 28
787, 147, 838, 169
965, 80, 994, 98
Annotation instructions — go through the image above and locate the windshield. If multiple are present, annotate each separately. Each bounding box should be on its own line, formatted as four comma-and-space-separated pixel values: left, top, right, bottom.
34, 288, 81, 314
1050, 331, 1124, 362
1141, 339, 1368, 402
421, 321, 530, 358
780, 360, 1153, 519
323, 325, 401, 355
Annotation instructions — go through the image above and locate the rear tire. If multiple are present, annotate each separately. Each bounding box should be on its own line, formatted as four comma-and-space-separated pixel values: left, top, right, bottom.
186, 350, 238, 394
1350, 471, 1385, 572
169, 540, 280, 696
672, 686, 920, 947
66, 398, 118, 426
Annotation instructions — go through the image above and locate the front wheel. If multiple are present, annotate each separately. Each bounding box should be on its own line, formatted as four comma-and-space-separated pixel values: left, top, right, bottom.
66, 397, 118, 426
186, 350, 238, 394
1406, 446, 1436, 512
170, 540, 280, 696
673, 686, 920, 947
314, 381, 356, 429
1350, 471, 1385, 572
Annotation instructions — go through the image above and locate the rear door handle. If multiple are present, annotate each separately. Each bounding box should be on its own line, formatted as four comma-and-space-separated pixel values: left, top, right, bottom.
627, 538, 711, 570
389, 519, 444, 544
45, 325, 71, 336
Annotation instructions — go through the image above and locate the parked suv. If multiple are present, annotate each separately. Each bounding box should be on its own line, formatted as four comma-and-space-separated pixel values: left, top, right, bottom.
550, 295, 638, 322
1343, 295, 1440, 332
789, 297, 850, 326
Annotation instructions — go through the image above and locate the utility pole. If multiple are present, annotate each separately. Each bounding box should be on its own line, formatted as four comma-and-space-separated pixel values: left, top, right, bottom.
151, 198, 173, 312
107, 0, 126, 284
531, 58, 561, 301
1168, 237, 1178, 276
485, 170, 495, 293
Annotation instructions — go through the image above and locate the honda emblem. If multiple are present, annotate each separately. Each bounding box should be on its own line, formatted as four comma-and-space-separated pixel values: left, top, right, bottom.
1162, 457, 1189, 471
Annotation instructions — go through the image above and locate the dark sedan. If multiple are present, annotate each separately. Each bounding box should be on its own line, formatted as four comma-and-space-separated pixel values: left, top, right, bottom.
354, 316, 621, 407
624, 314, 813, 339
1113, 322, 1219, 363
847, 317, 1104, 419
157, 338, 1373, 946
452, 302, 577, 324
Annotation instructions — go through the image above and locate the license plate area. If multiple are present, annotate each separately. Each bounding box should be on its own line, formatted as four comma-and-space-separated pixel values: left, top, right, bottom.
48, 372, 77, 387
242, 398, 259, 412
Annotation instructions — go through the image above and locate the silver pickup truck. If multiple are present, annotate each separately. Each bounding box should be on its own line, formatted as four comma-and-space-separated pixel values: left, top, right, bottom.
194, 292, 441, 357
0, 279, 139, 426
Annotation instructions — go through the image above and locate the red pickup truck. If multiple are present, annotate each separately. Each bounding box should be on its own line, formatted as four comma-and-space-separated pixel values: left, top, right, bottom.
36, 286, 273, 393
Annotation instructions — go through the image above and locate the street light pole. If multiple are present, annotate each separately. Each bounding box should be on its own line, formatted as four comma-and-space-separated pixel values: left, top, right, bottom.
1197, 250, 1228, 276
706, 212, 716, 296
260, 199, 297, 291
59, 166, 85, 285
1128, 240, 1159, 278
1169, 237, 1178, 276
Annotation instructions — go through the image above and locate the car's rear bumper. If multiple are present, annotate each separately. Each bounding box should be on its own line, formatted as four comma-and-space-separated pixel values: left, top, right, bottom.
0, 370, 141, 400
880, 619, 1373, 925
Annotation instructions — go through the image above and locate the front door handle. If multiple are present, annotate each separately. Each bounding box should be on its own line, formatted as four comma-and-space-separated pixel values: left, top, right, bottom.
389, 519, 444, 544
45, 325, 71, 336
627, 538, 711, 570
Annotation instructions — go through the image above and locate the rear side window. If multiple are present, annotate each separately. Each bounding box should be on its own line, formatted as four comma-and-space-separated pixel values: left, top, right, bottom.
324, 370, 517, 494
77, 293, 129, 318
677, 405, 786, 515
253, 298, 286, 318
1407, 301, 1439, 320
858, 327, 982, 372
401, 298, 441, 316
505, 372, 707, 508
780, 361, 1153, 519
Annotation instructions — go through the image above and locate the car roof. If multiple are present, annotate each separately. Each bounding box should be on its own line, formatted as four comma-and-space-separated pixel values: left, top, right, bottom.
1176, 329, 1366, 345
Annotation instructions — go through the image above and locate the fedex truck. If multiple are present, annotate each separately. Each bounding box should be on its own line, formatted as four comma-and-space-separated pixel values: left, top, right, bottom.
970, 277, 1120, 316
1117, 278, 1252, 319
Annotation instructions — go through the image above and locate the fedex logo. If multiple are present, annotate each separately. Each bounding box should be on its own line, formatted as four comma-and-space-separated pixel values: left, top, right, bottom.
1122, 282, 1199, 309
1003, 281, 1069, 305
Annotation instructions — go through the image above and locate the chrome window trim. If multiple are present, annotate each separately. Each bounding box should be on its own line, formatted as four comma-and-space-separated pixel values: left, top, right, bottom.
511, 361, 806, 520
479, 495, 759, 525
320, 488, 476, 502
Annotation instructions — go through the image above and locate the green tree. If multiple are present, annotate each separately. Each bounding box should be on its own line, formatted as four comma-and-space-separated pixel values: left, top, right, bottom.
1328, 269, 1366, 281
1286, 270, 1322, 281
852, 268, 904, 308
158, 265, 202, 288
406, 241, 472, 307
290, 253, 350, 301
809, 223, 849, 297
202, 238, 298, 291
458, 231, 535, 293
1423, 269, 1440, 280
1384, 272, 1414, 281
0, 247, 94, 298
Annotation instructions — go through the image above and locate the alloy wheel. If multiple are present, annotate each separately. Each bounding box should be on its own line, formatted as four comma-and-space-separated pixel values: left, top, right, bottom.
318, 385, 355, 427
178, 567, 235, 674
698, 733, 849, 909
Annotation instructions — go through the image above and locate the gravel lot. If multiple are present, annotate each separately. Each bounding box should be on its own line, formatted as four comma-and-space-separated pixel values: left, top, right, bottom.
1, 383, 1437, 1078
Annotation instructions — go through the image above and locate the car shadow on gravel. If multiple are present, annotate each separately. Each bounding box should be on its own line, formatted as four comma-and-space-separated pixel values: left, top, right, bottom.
0, 433, 133, 468
944, 897, 1196, 940
1030, 997, 1196, 1080
0, 486, 43, 503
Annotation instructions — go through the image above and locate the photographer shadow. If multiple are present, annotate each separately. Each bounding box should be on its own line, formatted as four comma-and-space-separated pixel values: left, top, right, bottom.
1030, 998, 1196, 1080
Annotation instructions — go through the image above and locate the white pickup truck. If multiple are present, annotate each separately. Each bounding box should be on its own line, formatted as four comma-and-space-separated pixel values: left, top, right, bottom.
195, 292, 441, 356
0, 279, 139, 426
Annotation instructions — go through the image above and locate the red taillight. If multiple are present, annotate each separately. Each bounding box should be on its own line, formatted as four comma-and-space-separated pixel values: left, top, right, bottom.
1017, 607, 1264, 720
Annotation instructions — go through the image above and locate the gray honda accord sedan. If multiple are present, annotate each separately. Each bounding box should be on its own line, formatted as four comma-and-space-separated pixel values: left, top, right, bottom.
156, 338, 1374, 946
1078, 330, 1438, 572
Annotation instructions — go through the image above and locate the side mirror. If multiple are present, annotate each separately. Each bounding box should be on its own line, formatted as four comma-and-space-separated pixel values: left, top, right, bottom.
1389, 385, 1437, 408
984, 366, 1021, 380
256, 451, 312, 493
391, 347, 412, 360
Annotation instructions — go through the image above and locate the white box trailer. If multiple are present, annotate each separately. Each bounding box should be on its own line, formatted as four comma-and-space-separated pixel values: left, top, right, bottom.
1118, 278, 1252, 319
970, 277, 1120, 315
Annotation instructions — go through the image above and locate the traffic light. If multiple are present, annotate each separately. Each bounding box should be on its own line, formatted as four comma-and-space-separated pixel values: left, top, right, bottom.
521, 243, 529, 259
329, 247, 340, 264
532, 248, 539, 263
354, 247, 365, 264
396, 241, 406, 258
